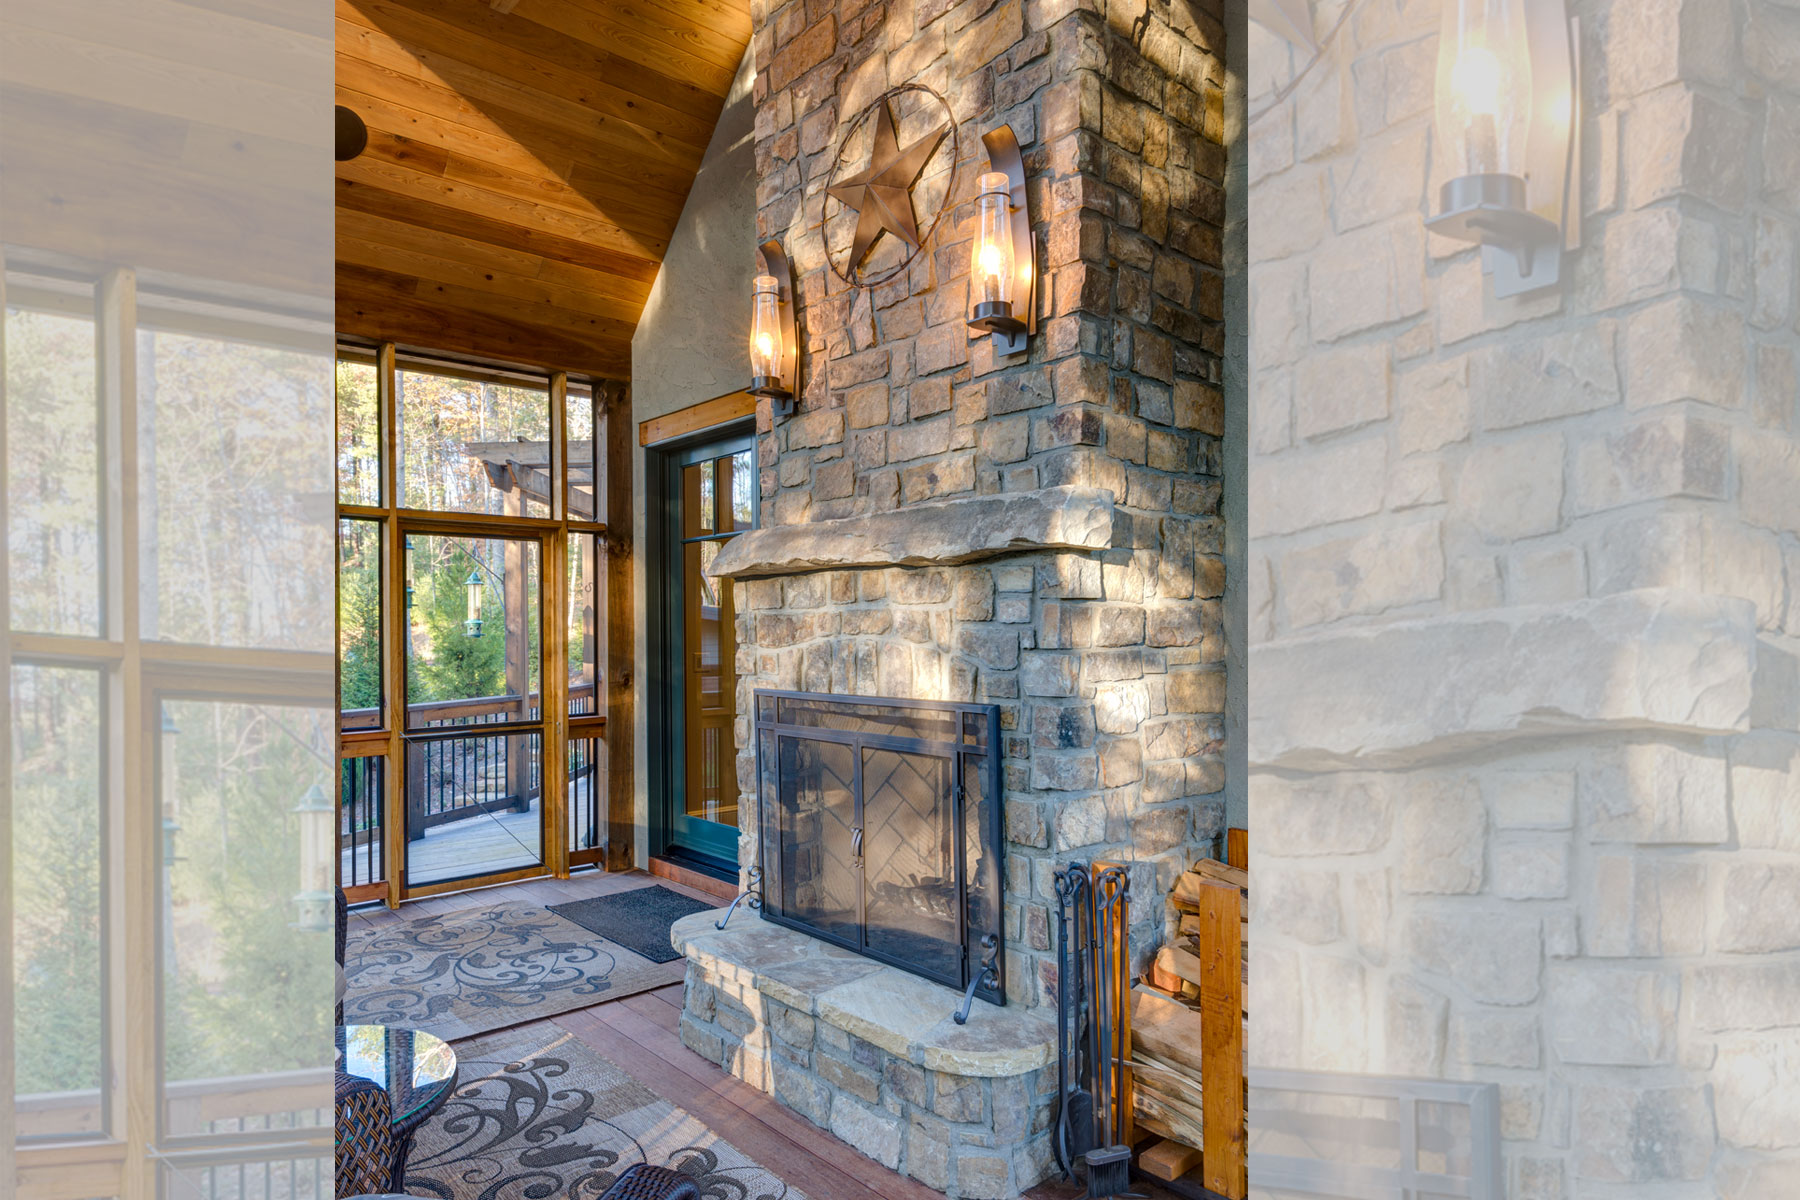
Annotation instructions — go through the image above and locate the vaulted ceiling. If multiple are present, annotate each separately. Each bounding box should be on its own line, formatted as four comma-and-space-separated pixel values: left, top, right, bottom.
336, 0, 752, 377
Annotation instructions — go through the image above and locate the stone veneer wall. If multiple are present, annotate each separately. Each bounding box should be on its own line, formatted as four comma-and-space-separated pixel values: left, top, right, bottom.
735, 0, 1231, 1006
1248, 2, 1800, 1197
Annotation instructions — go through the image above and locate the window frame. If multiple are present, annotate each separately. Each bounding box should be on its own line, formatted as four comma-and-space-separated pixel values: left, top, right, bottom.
333, 340, 625, 898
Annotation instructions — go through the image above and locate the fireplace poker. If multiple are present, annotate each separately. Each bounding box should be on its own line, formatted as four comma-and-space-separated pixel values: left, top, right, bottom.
1085, 864, 1135, 1199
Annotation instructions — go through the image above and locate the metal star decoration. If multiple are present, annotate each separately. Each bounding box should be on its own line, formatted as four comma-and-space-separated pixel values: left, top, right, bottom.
827, 98, 949, 270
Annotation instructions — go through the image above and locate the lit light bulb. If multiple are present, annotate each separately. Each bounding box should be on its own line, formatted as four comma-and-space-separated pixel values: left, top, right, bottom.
754, 331, 775, 360
1452, 46, 1506, 117
978, 241, 1006, 281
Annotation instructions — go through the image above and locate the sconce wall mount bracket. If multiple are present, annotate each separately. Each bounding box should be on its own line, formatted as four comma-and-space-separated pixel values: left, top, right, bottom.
1427, 0, 1581, 300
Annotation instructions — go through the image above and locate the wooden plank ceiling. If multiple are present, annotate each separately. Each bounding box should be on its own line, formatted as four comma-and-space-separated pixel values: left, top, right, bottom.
336, 0, 751, 377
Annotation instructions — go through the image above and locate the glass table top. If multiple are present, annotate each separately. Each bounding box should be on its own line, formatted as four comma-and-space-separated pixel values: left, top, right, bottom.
336, 1024, 458, 1126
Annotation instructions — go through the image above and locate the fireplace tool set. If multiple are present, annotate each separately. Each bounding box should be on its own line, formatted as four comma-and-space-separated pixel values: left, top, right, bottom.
1054, 862, 1137, 1198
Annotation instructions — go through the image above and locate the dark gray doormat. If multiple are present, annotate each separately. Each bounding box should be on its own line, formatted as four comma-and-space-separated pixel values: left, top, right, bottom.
548, 885, 716, 963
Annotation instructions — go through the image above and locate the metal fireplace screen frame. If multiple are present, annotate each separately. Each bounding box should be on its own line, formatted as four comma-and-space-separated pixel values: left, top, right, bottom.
754, 689, 1005, 1008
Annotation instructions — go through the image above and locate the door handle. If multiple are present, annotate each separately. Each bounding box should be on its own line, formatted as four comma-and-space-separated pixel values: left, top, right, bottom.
851, 826, 863, 867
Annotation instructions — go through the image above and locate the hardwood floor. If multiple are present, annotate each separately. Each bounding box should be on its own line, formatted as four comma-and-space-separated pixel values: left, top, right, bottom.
348, 869, 1185, 1200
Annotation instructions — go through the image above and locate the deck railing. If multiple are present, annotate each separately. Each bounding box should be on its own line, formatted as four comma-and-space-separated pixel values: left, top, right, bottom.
338, 684, 596, 864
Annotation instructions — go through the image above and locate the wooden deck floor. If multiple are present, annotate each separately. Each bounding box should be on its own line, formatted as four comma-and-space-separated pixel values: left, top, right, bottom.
342, 800, 550, 887
350, 872, 1182, 1200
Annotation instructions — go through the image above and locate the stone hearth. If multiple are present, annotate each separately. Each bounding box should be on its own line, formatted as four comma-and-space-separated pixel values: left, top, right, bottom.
672, 909, 1058, 1199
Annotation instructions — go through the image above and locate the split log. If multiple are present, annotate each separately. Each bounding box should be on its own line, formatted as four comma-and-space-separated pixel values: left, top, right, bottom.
1147, 956, 1186, 995
1190, 858, 1248, 890
1132, 1071, 1208, 1148
1157, 944, 1203, 988
1133, 986, 1205, 1078
1140, 1138, 1203, 1182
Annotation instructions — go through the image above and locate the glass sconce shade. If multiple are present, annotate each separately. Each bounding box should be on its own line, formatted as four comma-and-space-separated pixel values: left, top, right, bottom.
972, 172, 1014, 311
749, 274, 783, 383
1437, 0, 1533, 180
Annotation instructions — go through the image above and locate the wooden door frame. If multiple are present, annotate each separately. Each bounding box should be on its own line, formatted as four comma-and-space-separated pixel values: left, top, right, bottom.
391, 517, 554, 899
643, 420, 755, 878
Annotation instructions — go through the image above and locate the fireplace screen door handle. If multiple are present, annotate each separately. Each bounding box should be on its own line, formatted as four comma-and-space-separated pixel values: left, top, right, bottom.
850, 826, 863, 867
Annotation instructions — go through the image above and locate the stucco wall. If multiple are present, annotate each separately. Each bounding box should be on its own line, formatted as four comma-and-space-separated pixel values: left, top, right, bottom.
631, 48, 759, 423
629, 47, 758, 868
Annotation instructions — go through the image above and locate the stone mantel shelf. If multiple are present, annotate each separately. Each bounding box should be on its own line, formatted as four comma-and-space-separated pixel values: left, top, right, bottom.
1249, 588, 1761, 772
705, 486, 1115, 580
671, 910, 1055, 1077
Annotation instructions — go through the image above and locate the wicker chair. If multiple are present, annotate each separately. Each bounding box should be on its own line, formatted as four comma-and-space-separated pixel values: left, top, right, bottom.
336, 1070, 399, 1196
599, 1164, 701, 1200
335, 886, 348, 1024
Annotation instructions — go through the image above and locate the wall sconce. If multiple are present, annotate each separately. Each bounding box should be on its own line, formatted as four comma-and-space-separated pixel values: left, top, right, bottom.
1426, 0, 1580, 298
966, 125, 1036, 356
748, 239, 798, 416
464, 569, 484, 638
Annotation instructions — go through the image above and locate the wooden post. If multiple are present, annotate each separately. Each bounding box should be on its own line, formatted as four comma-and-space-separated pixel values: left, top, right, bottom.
544, 373, 569, 877
405, 745, 426, 842
602, 380, 635, 871
501, 486, 530, 812
1196, 879, 1247, 1198
379, 343, 406, 904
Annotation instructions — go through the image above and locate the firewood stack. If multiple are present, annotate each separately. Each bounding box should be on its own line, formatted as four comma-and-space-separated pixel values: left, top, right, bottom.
1129, 833, 1248, 1199
1149, 857, 1247, 1007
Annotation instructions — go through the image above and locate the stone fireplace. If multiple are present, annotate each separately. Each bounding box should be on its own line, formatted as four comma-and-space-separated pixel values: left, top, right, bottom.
755, 689, 1007, 1010
672, 0, 1229, 1196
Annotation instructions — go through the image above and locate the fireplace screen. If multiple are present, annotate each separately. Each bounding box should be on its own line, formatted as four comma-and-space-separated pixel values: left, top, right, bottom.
755, 689, 1004, 1008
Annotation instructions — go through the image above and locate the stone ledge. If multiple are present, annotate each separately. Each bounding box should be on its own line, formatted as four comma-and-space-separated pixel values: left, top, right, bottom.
1250, 589, 1759, 771
671, 910, 1055, 1076
705, 486, 1116, 579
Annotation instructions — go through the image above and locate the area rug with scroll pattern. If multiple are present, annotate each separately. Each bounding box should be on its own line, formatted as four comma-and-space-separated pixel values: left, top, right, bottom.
403, 1024, 806, 1200
342, 901, 686, 1041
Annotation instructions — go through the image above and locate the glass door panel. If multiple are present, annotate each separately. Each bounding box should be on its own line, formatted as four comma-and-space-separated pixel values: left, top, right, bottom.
682, 534, 735, 827
401, 531, 545, 887
666, 436, 754, 865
